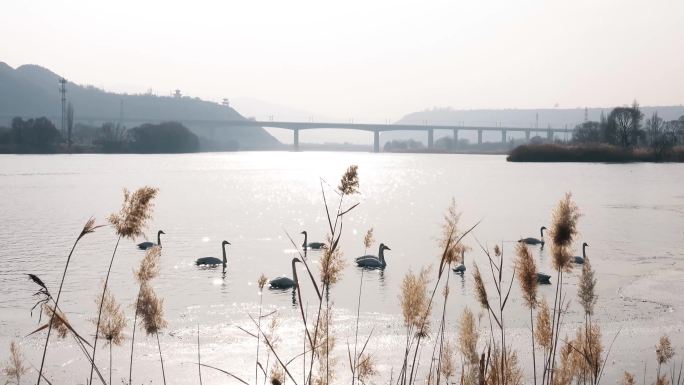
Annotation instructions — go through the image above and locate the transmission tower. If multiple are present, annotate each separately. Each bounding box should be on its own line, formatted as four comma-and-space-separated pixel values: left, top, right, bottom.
59, 78, 67, 136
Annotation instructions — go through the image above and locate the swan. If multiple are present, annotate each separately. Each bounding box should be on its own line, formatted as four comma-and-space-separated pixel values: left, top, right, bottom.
301, 230, 325, 250
574, 242, 588, 264
519, 226, 547, 246
195, 240, 230, 273
269, 258, 302, 289
137, 230, 165, 250
355, 243, 390, 269
536, 272, 551, 285
453, 250, 466, 274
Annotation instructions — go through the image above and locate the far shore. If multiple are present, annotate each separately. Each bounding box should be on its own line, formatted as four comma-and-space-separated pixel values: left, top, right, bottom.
507, 143, 684, 163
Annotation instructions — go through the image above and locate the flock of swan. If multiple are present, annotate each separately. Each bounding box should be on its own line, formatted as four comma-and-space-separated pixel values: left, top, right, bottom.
136, 226, 589, 289
518, 226, 588, 284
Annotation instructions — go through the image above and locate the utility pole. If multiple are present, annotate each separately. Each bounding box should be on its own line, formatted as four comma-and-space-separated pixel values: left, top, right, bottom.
59, 78, 67, 137
119, 99, 124, 129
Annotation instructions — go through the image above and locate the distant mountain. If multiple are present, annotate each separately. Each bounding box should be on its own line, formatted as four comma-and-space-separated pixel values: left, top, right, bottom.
384, 106, 684, 144
0, 62, 282, 150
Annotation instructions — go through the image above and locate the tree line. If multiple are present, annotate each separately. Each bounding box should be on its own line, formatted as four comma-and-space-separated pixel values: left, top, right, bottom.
572, 101, 684, 159
0, 117, 200, 153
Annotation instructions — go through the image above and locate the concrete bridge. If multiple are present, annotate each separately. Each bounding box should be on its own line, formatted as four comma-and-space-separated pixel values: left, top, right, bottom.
1, 114, 572, 152
223, 119, 570, 152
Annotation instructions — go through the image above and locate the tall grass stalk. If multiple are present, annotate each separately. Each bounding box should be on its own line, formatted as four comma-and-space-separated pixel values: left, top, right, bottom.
37, 218, 98, 385
88, 235, 120, 384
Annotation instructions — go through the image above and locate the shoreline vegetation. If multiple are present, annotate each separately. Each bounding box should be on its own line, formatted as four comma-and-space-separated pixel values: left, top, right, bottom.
508, 102, 684, 163
507, 144, 684, 163
2, 167, 682, 385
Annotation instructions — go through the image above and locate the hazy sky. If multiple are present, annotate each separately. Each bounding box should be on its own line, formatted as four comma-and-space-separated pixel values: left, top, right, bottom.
2, 0, 683, 122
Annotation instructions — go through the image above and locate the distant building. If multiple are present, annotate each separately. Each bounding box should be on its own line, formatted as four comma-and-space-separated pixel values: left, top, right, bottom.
222, 98, 230, 107
173, 89, 182, 98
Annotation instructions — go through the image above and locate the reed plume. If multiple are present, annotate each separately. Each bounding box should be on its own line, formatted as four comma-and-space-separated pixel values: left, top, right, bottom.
535, 298, 552, 350
137, 282, 168, 384
108, 187, 159, 239
270, 362, 286, 385
399, 267, 431, 336
572, 323, 604, 382
135, 246, 161, 284
621, 372, 637, 385
3, 341, 29, 385
363, 227, 374, 253
137, 283, 167, 336
458, 307, 480, 365
439, 340, 456, 382
657, 335, 675, 377
338, 165, 359, 195
258, 274, 268, 291
549, 192, 581, 248
515, 243, 538, 309
578, 256, 597, 316
92, 286, 127, 384
549, 193, 581, 272
43, 304, 69, 339
486, 345, 524, 385
554, 339, 576, 385
440, 198, 461, 248
356, 353, 377, 384
473, 264, 489, 310
320, 240, 345, 287
654, 375, 670, 385
94, 286, 127, 346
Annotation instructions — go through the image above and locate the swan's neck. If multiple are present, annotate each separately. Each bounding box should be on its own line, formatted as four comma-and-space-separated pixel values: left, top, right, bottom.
378, 246, 385, 266
302, 232, 308, 248
222, 245, 227, 265
291, 260, 299, 286
582, 244, 587, 259
157, 231, 162, 246
540, 227, 545, 238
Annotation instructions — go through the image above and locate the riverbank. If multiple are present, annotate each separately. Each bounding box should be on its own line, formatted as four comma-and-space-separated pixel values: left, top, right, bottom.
507, 143, 684, 162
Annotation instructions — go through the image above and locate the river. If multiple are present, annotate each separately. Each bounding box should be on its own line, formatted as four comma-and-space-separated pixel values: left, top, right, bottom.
0, 152, 682, 384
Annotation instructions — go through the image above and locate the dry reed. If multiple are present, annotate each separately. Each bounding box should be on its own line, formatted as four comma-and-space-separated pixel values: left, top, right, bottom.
338, 165, 359, 195
135, 246, 162, 284
515, 243, 538, 309
578, 256, 597, 316
3, 341, 29, 385
622, 372, 637, 385
320, 241, 345, 287
363, 228, 375, 253
400, 267, 431, 336
37, 217, 99, 385
93, 286, 127, 346
458, 308, 480, 366
535, 299, 553, 350
108, 187, 159, 239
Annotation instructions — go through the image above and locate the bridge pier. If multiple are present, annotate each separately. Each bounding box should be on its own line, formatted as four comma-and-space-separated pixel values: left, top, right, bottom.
478, 129, 483, 145
501, 129, 507, 144
525, 129, 531, 141
427, 128, 434, 150
373, 131, 380, 153
293, 128, 300, 151
452, 128, 458, 150
547, 129, 553, 141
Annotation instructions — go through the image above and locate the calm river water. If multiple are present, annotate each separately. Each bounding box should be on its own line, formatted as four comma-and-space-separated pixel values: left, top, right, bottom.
0, 152, 682, 384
